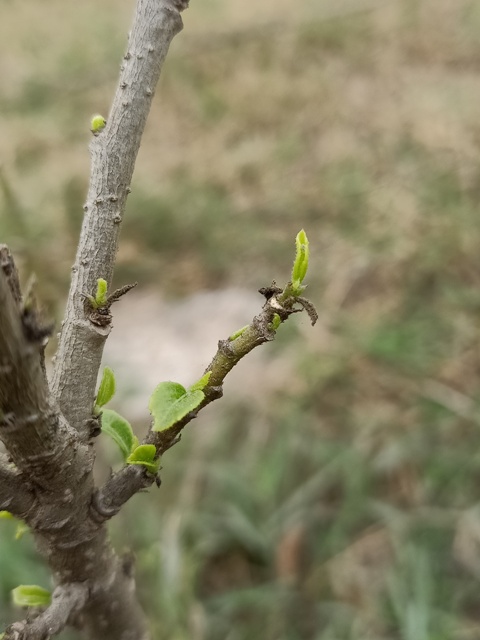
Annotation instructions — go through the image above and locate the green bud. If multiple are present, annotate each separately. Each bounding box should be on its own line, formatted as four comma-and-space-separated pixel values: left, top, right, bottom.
95, 278, 108, 307
269, 313, 282, 332
229, 325, 249, 341
291, 229, 309, 294
90, 114, 106, 135
189, 371, 212, 392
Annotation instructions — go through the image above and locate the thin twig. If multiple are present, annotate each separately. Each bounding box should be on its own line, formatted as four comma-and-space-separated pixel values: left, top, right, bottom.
4, 583, 89, 640
93, 283, 316, 519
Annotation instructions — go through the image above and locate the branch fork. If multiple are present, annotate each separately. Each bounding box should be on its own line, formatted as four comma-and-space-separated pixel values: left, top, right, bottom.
0, 1, 317, 638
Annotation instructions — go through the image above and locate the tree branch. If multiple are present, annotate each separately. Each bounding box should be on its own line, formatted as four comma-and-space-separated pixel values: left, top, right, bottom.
93, 282, 316, 519
0, 454, 35, 518
4, 583, 89, 640
0, 266, 62, 483
50, 0, 189, 438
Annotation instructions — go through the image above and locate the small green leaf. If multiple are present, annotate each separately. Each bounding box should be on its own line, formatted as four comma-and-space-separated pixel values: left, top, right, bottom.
229, 325, 249, 341
149, 382, 204, 432
0, 511, 14, 520
127, 445, 159, 474
95, 366, 116, 409
269, 313, 282, 331
189, 371, 212, 392
101, 409, 136, 460
12, 585, 51, 608
90, 114, 106, 134
291, 229, 309, 292
95, 278, 108, 306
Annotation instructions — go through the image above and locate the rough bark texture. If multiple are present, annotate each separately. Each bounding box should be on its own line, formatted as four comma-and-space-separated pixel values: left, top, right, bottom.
0, 453, 35, 517
50, 0, 188, 438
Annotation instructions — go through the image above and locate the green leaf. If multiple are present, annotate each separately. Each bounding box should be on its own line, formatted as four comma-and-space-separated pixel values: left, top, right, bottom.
95, 278, 108, 306
149, 382, 205, 432
95, 366, 116, 409
291, 229, 309, 292
0, 511, 14, 520
269, 313, 282, 331
101, 409, 136, 460
189, 371, 211, 392
229, 325, 249, 341
12, 585, 51, 608
127, 445, 159, 474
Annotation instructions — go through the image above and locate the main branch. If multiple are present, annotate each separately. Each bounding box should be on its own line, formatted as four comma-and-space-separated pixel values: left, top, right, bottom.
51, 0, 189, 438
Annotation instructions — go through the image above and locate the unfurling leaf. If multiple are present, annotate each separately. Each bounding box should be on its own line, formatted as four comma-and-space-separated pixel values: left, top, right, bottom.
291, 229, 309, 294
228, 325, 249, 341
101, 409, 136, 460
127, 445, 159, 475
0, 511, 14, 520
12, 585, 51, 608
95, 366, 116, 409
269, 313, 282, 331
95, 278, 108, 307
189, 371, 211, 392
149, 382, 204, 432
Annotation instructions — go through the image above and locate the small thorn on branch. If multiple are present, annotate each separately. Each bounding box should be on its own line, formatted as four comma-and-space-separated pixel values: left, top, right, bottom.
105, 282, 137, 306
0, 244, 22, 305
295, 296, 318, 326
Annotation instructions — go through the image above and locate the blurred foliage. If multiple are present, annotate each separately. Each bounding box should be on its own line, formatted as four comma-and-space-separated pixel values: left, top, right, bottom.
3, 0, 480, 638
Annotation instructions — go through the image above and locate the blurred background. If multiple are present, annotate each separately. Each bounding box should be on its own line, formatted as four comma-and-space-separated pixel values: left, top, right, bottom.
2, 0, 480, 637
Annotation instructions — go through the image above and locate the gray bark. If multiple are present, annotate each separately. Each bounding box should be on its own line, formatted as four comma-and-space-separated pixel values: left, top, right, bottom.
50, 0, 188, 438
0, 453, 35, 517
